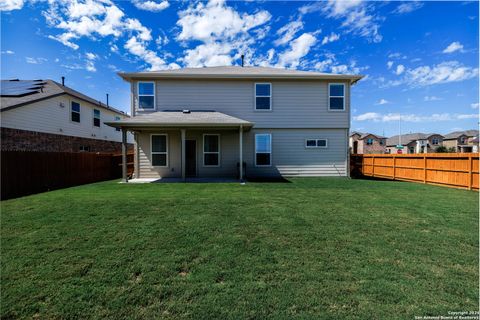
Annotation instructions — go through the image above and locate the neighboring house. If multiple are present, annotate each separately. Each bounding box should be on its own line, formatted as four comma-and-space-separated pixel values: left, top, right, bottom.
349, 132, 386, 154
106, 66, 362, 181
1, 79, 132, 153
442, 130, 479, 153
385, 133, 444, 154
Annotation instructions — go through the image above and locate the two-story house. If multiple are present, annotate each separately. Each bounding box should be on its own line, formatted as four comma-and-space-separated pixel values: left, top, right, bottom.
385, 133, 444, 154
442, 130, 479, 153
349, 132, 386, 154
106, 66, 362, 182
1, 79, 132, 153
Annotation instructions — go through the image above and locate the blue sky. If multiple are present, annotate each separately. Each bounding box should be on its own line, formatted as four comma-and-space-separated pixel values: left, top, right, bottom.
1, 0, 478, 136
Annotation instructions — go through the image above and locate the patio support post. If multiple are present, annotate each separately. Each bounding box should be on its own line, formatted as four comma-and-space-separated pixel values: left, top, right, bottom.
181, 128, 186, 182
239, 125, 243, 182
121, 128, 128, 183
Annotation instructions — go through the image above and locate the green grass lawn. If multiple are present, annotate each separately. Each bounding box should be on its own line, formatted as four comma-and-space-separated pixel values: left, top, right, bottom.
1, 178, 478, 319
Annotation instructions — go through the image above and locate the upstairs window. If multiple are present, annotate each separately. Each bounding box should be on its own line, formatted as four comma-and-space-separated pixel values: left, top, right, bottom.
151, 134, 168, 167
255, 134, 272, 166
306, 139, 328, 148
432, 137, 439, 145
114, 116, 121, 131
203, 134, 220, 166
328, 83, 345, 111
71, 101, 80, 123
460, 136, 466, 144
93, 109, 101, 127
138, 82, 155, 109
366, 138, 374, 145
255, 83, 271, 110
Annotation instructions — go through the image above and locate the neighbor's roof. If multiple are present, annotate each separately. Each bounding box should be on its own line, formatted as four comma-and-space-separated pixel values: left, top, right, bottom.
350, 131, 386, 139
386, 133, 443, 146
118, 66, 364, 83
104, 110, 253, 129
1, 79, 127, 115
443, 130, 479, 140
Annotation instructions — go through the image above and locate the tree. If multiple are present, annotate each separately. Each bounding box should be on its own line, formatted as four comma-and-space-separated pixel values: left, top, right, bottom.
435, 146, 448, 153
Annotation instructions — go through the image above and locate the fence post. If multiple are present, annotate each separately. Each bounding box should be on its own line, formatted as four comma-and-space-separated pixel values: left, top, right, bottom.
372, 155, 375, 177
423, 155, 427, 184
392, 155, 396, 180
468, 154, 473, 190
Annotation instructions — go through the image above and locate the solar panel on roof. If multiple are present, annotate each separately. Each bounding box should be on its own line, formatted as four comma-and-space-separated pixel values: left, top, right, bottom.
0, 80, 46, 97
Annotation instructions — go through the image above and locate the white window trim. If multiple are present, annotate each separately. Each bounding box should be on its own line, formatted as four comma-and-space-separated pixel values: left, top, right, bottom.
305, 138, 328, 149
151, 134, 168, 167
203, 134, 220, 167
328, 83, 345, 111
93, 109, 101, 128
255, 133, 272, 167
254, 83, 272, 111
137, 81, 156, 110
70, 100, 81, 123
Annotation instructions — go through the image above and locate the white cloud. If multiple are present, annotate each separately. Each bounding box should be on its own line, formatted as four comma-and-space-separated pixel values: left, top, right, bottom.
388, 52, 406, 59
299, 0, 381, 43
176, 0, 271, 68
274, 20, 304, 46
424, 96, 442, 101
387, 61, 393, 69
177, 0, 271, 43
125, 36, 173, 70
48, 33, 80, 50
393, 1, 424, 14
354, 112, 479, 122
0, 0, 23, 11
39, 0, 172, 70
442, 41, 464, 54
85, 52, 97, 60
182, 42, 234, 68
1, 50, 14, 54
277, 33, 317, 68
388, 61, 478, 87
395, 64, 405, 75
376, 99, 389, 105
85, 52, 97, 72
313, 54, 368, 75
321, 32, 340, 45
155, 32, 169, 47
471, 103, 479, 109
26, 57, 47, 64
132, 0, 169, 12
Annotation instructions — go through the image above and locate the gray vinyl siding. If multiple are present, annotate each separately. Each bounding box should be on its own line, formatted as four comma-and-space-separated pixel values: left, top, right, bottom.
136, 128, 347, 178
132, 80, 350, 129
1, 95, 132, 143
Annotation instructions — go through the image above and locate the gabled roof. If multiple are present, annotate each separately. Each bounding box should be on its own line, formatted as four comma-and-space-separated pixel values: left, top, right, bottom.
386, 133, 443, 146
118, 66, 363, 83
1, 79, 127, 116
105, 110, 253, 129
443, 130, 479, 140
350, 131, 386, 140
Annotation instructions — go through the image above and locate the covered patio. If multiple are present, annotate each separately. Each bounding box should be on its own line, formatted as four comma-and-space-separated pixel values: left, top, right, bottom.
105, 110, 254, 183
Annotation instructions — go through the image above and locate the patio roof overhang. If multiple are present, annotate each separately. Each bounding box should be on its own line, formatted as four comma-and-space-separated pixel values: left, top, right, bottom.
104, 110, 254, 130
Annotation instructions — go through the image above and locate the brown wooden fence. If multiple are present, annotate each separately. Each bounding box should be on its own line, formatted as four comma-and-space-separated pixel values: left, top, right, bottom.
1, 151, 134, 200
351, 153, 479, 190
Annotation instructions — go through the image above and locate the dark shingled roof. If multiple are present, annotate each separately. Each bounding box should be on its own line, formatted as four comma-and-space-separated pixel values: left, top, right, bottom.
1, 79, 127, 116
